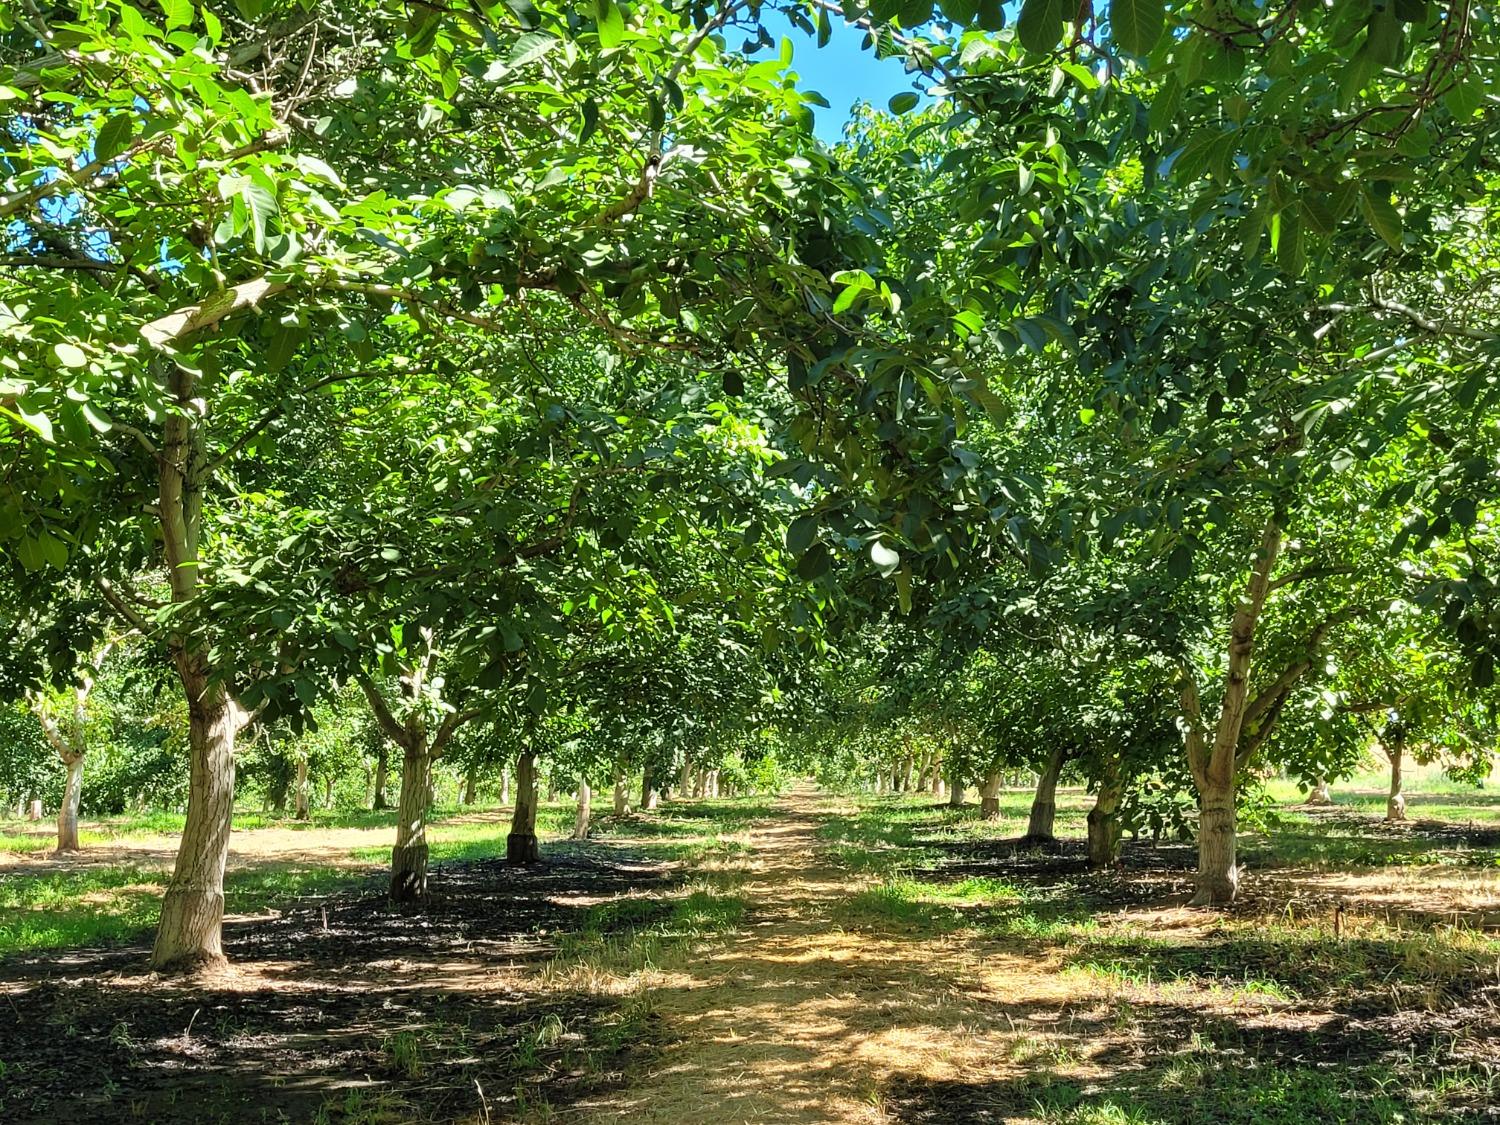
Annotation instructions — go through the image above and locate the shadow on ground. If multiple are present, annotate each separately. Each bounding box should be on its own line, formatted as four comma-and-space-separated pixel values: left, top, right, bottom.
0, 851, 672, 1124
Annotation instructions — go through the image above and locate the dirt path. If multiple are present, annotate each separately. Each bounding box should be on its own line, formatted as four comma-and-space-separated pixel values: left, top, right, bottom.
581, 786, 1080, 1124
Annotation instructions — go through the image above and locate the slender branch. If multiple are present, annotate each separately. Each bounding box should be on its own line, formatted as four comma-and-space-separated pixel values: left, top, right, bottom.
1268, 564, 1357, 592
354, 672, 410, 749
431, 707, 486, 758
95, 576, 154, 634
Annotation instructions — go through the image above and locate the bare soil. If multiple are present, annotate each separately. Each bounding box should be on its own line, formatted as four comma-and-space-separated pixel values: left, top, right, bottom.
0, 850, 670, 1124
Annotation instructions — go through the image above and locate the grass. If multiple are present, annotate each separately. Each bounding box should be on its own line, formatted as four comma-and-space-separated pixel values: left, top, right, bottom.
0, 794, 767, 955
827, 776, 1500, 1125
1, 798, 579, 955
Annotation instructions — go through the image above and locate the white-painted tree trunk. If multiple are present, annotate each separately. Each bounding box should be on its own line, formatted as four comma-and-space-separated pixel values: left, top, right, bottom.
1386, 743, 1406, 821
979, 771, 1003, 819
573, 778, 591, 839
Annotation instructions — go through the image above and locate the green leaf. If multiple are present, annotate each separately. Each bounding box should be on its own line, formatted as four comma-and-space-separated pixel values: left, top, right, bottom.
1361, 188, 1403, 249
939, 0, 981, 20
1167, 544, 1193, 580
508, 31, 557, 67
786, 512, 820, 556
888, 91, 920, 115
595, 0, 625, 48
1017, 0, 1066, 53
795, 544, 831, 580
53, 342, 87, 368
1474, 652, 1495, 689
94, 113, 136, 163
977, 0, 1006, 29
162, 0, 193, 30
1111, 0, 1164, 56
37, 530, 68, 571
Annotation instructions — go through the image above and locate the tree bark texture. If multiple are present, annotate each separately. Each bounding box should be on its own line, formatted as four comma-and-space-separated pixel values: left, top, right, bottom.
1024, 746, 1067, 844
151, 670, 238, 972
979, 771, 1003, 819
507, 751, 540, 864
389, 745, 432, 904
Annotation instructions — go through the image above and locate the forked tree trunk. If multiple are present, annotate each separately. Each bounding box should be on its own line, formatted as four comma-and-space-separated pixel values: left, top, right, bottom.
979, 771, 1003, 819
573, 778, 591, 840
32, 682, 93, 855
294, 756, 310, 821
613, 763, 629, 816
372, 744, 390, 811
1308, 776, 1333, 805
56, 754, 83, 853
1386, 742, 1406, 821
929, 752, 943, 797
151, 672, 239, 972
901, 753, 914, 792
1023, 746, 1067, 844
389, 744, 432, 904
708, 769, 720, 798
1086, 759, 1124, 870
507, 751, 540, 864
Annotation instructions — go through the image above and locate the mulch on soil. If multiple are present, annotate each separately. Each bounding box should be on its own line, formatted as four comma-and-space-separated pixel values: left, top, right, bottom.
0, 851, 671, 1124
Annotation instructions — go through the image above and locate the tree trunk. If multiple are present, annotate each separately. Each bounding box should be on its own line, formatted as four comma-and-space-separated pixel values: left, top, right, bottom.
930, 752, 943, 797
678, 759, 691, 797
462, 765, 477, 806
294, 756, 310, 821
947, 768, 964, 808
1183, 519, 1284, 906
372, 744, 390, 811
1086, 771, 1124, 870
979, 771, 1003, 819
545, 768, 558, 803
324, 774, 333, 808
573, 777, 591, 840
56, 754, 83, 853
1023, 746, 1066, 844
389, 743, 431, 904
1308, 776, 1333, 805
708, 769, 720, 798
901, 753, 914, 792
151, 674, 239, 972
640, 766, 657, 811
1386, 743, 1406, 821
499, 765, 510, 806
613, 763, 629, 816
1193, 782, 1238, 901
507, 751, 540, 864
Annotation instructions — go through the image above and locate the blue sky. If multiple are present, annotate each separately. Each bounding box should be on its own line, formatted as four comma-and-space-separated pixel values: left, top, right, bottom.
749, 16, 926, 143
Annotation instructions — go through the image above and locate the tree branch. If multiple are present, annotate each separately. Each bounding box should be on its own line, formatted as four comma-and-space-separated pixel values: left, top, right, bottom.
355, 672, 410, 749
96, 576, 154, 635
